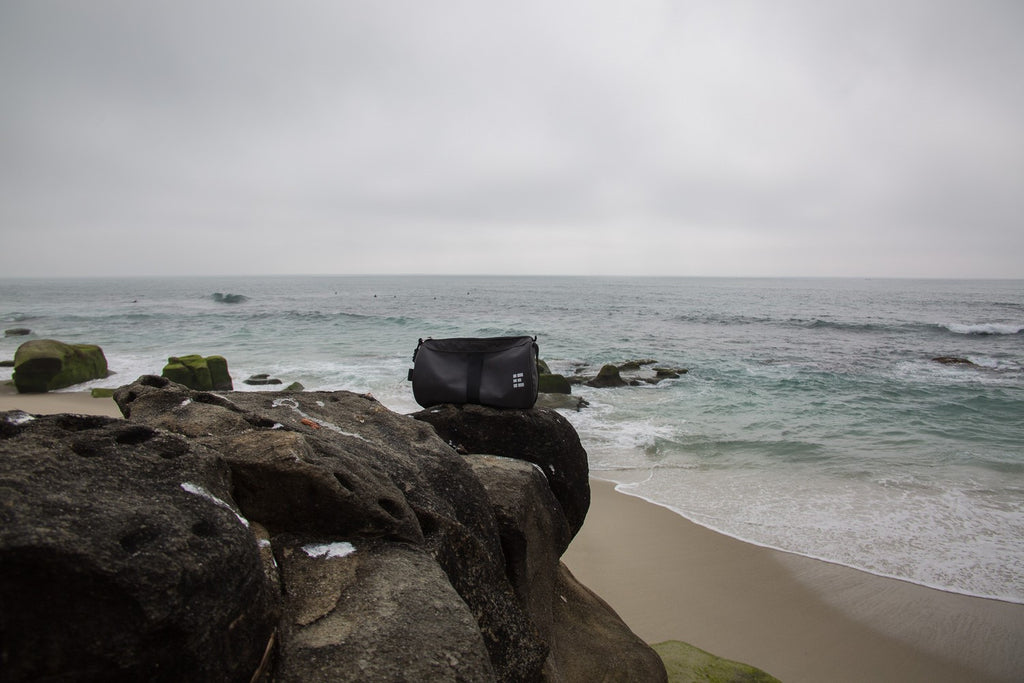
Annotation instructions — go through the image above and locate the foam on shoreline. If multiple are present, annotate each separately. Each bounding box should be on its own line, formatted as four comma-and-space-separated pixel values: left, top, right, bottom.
563, 478, 1024, 683
592, 471, 1024, 606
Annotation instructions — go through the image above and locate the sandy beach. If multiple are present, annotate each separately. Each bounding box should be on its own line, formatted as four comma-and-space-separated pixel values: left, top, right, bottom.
0, 384, 123, 418
564, 478, 1024, 683
4, 388, 1022, 682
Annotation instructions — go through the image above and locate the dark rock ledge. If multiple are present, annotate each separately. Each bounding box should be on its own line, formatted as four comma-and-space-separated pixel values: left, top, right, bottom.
0, 375, 666, 682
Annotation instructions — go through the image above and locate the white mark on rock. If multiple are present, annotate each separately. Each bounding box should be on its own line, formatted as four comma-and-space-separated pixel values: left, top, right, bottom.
6, 411, 35, 426
270, 398, 369, 442
180, 482, 250, 528
302, 541, 356, 559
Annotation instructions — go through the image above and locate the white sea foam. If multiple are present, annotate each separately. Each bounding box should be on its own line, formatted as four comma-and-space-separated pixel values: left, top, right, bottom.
942, 322, 1023, 335
603, 463, 1024, 604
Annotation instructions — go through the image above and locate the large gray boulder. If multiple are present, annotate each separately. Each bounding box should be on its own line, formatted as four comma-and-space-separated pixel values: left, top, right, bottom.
273, 537, 495, 682
0, 411, 278, 682
550, 564, 668, 682
411, 403, 591, 539
114, 376, 547, 681
468, 456, 571, 639
1, 375, 665, 682
469, 455, 666, 683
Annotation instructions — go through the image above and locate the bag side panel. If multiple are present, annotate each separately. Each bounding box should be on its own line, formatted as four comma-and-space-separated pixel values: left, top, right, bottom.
412, 349, 469, 408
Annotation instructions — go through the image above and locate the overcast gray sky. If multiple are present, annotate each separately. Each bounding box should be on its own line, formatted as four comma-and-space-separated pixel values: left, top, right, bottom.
1, 1, 1022, 278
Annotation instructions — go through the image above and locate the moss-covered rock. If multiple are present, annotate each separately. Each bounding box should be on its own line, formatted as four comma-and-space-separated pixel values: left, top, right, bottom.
539, 373, 572, 394
205, 355, 233, 390
162, 355, 233, 391
537, 358, 552, 375
12, 339, 108, 393
653, 640, 781, 683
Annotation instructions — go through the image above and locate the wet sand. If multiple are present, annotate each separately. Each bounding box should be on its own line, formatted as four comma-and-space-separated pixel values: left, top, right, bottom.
0, 384, 123, 417
563, 479, 1024, 682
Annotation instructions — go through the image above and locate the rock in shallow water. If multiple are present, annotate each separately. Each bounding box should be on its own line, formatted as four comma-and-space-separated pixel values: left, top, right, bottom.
12, 339, 108, 393
161, 354, 233, 391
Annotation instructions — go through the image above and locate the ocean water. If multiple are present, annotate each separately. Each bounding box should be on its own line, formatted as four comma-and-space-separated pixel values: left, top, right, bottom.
3, 275, 1023, 602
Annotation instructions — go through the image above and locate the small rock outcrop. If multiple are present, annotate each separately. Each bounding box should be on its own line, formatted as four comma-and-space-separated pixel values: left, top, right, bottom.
572, 360, 689, 387
244, 373, 284, 386
4, 328, 31, 337
585, 364, 628, 388
411, 403, 591, 539
12, 339, 108, 393
933, 356, 975, 366
1, 376, 665, 681
211, 292, 248, 304
617, 359, 657, 371
162, 355, 233, 391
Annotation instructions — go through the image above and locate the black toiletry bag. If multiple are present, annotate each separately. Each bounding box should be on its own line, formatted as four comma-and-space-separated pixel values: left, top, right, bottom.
409, 336, 539, 409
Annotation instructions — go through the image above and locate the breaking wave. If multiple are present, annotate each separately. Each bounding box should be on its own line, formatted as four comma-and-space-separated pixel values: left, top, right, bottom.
941, 322, 1023, 336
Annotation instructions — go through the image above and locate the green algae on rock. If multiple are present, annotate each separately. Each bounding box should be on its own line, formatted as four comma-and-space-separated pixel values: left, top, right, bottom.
162, 354, 233, 391
539, 373, 572, 394
12, 339, 109, 393
653, 640, 781, 683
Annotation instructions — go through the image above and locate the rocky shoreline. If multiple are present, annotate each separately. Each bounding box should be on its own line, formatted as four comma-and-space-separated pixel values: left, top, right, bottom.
1, 376, 668, 682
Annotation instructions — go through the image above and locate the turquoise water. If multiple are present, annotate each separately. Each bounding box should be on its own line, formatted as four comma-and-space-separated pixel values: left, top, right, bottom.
3, 275, 1022, 601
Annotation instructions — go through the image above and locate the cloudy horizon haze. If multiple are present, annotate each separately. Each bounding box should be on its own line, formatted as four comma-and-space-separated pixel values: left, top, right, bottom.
2, 1, 1022, 279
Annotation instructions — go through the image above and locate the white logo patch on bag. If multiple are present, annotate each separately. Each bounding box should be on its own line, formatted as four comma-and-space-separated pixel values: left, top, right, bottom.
512, 372, 525, 389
